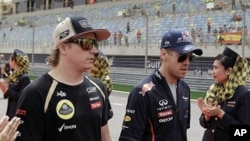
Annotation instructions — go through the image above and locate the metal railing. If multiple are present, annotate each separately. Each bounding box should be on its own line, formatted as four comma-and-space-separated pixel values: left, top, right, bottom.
28, 66, 250, 92
110, 72, 250, 92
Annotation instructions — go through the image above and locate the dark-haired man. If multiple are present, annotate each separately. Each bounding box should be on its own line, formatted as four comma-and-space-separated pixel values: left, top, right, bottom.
119, 28, 203, 141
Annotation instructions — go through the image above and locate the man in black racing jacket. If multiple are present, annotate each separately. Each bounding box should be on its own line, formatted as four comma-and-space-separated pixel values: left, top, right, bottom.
119, 28, 203, 141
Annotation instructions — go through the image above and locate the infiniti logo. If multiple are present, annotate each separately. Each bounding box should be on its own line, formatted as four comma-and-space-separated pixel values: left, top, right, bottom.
159, 99, 168, 106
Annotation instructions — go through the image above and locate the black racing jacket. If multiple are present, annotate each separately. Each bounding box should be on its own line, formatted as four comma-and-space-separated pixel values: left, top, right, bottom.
119, 70, 191, 141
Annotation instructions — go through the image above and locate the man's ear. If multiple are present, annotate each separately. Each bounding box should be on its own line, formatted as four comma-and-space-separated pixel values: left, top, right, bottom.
58, 43, 67, 55
160, 48, 168, 61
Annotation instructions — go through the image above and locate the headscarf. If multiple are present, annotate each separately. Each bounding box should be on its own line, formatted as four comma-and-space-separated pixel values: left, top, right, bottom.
205, 48, 249, 104
89, 50, 112, 93
8, 49, 29, 83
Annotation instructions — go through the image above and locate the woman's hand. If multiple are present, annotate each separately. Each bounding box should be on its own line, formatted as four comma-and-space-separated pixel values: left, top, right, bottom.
197, 97, 214, 121
202, 103, 225, 119
0, 81, 8, 94
197, 98, 225, 120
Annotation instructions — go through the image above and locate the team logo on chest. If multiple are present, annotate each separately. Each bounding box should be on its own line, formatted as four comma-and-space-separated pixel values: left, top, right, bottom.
140, 81, 155, 96
56, 99, 75, 120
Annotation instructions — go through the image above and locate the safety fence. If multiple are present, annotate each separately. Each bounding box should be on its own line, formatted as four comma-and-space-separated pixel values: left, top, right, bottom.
29, 66, 250, 92
110, 72, 250, 92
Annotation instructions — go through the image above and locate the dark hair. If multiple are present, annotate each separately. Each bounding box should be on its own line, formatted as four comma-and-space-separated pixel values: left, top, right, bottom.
214, 53, 235, 69
10, 55, 16, 62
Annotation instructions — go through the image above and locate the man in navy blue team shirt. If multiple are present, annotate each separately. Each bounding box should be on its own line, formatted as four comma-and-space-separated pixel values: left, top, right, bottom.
119, 28, 203, 141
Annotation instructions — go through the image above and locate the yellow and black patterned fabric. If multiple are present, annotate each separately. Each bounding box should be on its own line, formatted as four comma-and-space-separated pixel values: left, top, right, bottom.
9, 49, 29, 83
89, 51, 112, 94
205, 53, 249, 104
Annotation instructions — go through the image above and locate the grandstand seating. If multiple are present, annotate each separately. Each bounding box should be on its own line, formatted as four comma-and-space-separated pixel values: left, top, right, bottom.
0, 0, 250, 72
1, 0, 249, 35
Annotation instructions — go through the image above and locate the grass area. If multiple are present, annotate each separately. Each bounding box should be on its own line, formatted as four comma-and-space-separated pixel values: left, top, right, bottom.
29, 75, 37, 80
30, 76, 206, 99
191, 91, 206, 99
113, 84, 134, 92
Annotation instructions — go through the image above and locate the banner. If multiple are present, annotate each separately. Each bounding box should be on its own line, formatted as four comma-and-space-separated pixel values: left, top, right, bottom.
217, 32, 242, 45
206, 3, 214, 9
147, 60, 161, 69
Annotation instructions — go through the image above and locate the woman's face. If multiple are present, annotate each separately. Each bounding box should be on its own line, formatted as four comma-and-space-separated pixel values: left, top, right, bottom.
8, 57, 16, 70
212, 60, 231, 84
